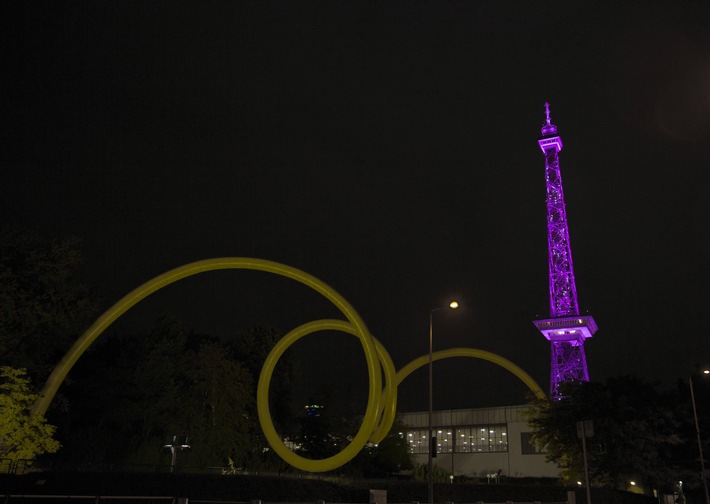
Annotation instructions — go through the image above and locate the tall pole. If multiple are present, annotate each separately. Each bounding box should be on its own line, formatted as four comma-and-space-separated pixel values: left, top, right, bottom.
577, 420, 593, 504
581, 433, 592, 504
170, 446, 177, 473
428, 309, 435, 504
428, 302, 459, 504
690, 374, 710, 504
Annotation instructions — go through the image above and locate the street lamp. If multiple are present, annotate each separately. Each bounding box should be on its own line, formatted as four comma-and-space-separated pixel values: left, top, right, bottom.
690, 369, 710, 504
163, 435, 190, 473
428, 301, 459, 504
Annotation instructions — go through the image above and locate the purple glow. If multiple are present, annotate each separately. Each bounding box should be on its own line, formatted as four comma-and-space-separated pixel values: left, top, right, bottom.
533, 103, 597, 400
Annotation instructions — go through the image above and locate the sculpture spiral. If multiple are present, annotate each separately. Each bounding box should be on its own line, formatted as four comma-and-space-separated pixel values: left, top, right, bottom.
33, 257, 545, 472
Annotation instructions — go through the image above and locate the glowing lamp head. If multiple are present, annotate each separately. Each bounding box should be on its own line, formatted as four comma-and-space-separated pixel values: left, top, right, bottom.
449, 301, 459, 309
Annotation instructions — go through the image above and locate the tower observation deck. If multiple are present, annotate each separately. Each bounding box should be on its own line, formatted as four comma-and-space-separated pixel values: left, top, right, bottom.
533, 103, 598, 400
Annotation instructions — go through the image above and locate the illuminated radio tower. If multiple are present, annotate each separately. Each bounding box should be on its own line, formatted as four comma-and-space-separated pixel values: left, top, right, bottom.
533, 103, 598, 400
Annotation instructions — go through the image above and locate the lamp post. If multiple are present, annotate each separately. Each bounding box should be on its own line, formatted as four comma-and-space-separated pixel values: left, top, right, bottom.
163, 435, 190, 473
690, 369, 710, 504
428, 301, 459, 504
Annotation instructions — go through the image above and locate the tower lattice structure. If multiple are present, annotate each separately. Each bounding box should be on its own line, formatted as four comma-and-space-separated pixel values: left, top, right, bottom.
533, 103, 598, 400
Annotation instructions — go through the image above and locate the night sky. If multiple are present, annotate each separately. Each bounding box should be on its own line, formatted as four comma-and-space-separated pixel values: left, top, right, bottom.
2, 1, 710, 414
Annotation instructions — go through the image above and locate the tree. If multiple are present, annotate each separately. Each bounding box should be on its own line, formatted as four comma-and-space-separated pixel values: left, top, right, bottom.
53, 315, 197, 465
295, 400, 341, 460
0, 366, 60, 462
357, 426, 415, 478
0, 226, 93, 382
172, 341, 254, 467
526, 376, 686, 491
56, 317, 274, 469
226, 326, 299, 470
227, 326, 297, 435
371, 431, 414, 475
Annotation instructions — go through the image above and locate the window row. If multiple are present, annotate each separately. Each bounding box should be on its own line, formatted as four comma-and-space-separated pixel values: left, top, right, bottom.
403, 424, 508, 454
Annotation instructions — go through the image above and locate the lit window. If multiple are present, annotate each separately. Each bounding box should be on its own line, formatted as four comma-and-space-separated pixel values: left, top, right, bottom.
404, 424, 508, 454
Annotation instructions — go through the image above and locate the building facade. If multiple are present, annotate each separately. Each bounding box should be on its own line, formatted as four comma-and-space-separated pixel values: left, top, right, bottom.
398, 405, 559, 479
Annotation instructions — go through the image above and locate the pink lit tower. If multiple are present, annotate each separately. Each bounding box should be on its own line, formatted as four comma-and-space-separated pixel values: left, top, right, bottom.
533, 103, 598, 400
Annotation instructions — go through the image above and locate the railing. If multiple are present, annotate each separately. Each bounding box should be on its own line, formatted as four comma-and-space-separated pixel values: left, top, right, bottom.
0, 461, 228, 476
2, 497, 176, 504
2, 500, 568, 504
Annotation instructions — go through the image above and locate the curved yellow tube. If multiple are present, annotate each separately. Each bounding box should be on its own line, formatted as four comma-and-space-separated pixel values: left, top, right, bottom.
34, 257, 546, 473
33, 258, 378, 418
396, 347, 547, 400
257, 319, 382, 472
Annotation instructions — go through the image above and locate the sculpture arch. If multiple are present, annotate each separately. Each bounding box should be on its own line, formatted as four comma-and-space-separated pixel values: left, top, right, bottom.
34, 257, 545, 473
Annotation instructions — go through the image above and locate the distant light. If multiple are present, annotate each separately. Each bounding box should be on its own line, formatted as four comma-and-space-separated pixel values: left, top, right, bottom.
449, 301, 459, 309
703, 370, 710, 375
577, 481, 582, 486
630, 481, 636, 486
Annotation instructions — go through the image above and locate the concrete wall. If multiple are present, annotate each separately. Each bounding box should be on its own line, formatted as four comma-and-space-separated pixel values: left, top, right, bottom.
399, 405, 560, 479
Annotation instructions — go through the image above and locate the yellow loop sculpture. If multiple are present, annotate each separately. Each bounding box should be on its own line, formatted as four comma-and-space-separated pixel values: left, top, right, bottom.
257, 319, 394, 472
33, 257, 546, 473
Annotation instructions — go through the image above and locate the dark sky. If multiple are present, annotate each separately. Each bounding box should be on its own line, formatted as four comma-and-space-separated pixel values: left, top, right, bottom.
2, 1, 710, 414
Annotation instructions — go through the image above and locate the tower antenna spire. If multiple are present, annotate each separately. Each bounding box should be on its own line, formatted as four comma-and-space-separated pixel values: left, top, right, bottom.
533, 103, 598, 400
541, 102, 558, 136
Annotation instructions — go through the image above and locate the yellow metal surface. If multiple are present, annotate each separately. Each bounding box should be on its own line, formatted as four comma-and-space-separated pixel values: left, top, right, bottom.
395, 347, 547, 400
34, 257, 545, 473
